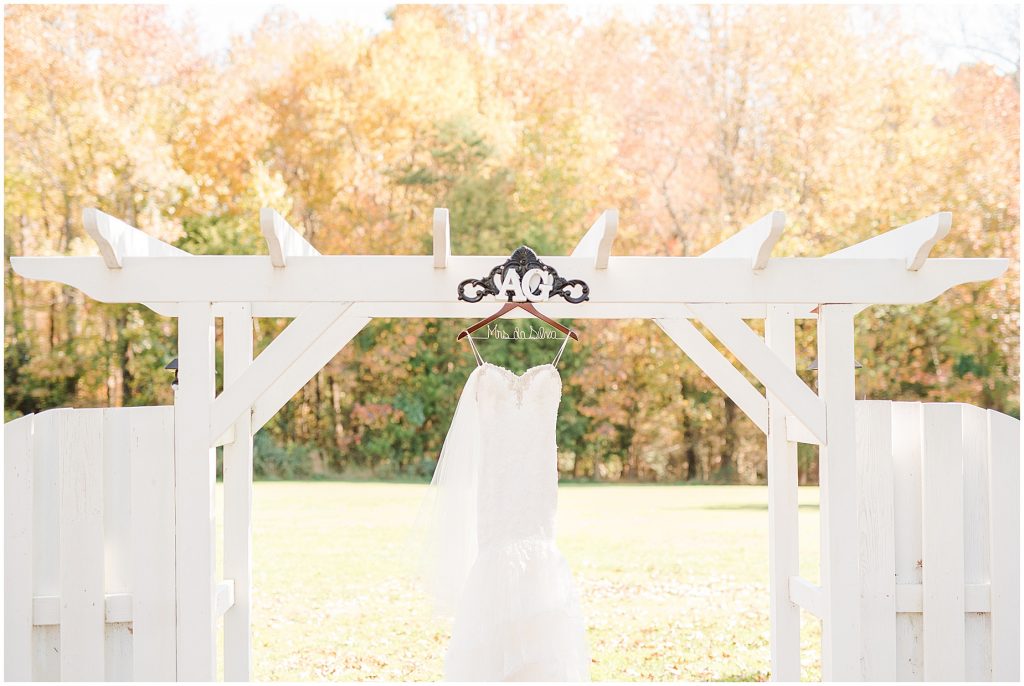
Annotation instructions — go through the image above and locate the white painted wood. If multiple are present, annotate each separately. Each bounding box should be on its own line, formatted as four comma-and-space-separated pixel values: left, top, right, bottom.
433, 208, 451, 268
788, 576, 824, 619
259, 207, 319, 267
32, 410, 61, 680
174, 302, 217, 680
891, 402, 924, 680
31, 595, 60, 625
215, 581, 236, 618
212, 424, 236, 448
691, 305, 826, 443
764, 306, 800, 681
987, 409, 1020, 681
571, 209, 618, 269
208, 301, 777, 320
816, 304, 861, 680
105, 618, 132, 682
209, 302, 352, 444
826, 212, 952, 271
793, 303, 870, 319
223, 304, 254, 681
4, 414, 34, 681
920, 403, 966, 680
130, 406, 177, 680
102, 409, 133, 681
962, 404, 992, 681
81, 207, 186, 317
784, 414, 821, 445
31, 584, 244, 625
350, 301, 770, 321
894, 584, 991, 613
655, 318, 768, 435
32, 592, 135, 624
250, 314, 370, 434
143, 302, 180, 317
9, 255, 1008, 305
855, 400, 897, 679
58, 408, 106, 680
82, 207, 189, 269
702, 210, 785, 270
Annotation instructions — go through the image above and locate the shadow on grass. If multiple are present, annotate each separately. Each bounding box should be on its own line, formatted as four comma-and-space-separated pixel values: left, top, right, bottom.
720, 670, 770, 682
700, 503, 819, 512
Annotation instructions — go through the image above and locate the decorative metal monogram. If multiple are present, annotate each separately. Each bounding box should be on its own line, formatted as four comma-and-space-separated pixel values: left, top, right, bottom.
457, 246, 590, 304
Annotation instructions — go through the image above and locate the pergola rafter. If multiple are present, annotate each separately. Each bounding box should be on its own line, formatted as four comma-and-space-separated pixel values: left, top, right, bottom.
701, 209, 786, 269
8, 205, 1009, 682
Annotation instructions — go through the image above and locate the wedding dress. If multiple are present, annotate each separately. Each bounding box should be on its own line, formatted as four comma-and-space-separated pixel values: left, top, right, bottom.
416, 334, 590, 681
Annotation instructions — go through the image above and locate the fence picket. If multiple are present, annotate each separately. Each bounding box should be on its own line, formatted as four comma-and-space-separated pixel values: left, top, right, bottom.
987, 410, 1020, 681
962, 405, 992, 680
856, 401, 896, 678
5, 414, 35, 680
32, 410, 62, 680
58, 408, 106, 679
920, 403, 966, 680
891, 402, 924, 680
103, 409, 134, 680
130, 406, 178, 680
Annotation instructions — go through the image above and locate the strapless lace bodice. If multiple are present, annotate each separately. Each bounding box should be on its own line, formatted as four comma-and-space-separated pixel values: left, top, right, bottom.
473, 363, 562, 550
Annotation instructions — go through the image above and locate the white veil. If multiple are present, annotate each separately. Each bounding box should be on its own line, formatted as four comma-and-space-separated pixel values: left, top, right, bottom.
411, 368, 482, 617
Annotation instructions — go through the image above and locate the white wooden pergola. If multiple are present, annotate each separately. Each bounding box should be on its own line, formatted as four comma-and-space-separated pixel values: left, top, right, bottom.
9, 206, 1008, 681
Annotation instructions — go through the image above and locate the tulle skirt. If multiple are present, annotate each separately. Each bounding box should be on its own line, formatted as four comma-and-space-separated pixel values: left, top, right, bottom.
445, 537, 590, 681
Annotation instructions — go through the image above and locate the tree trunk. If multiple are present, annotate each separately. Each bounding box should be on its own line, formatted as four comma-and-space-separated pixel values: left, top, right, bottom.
685, 441, 699, 482
718, 395, 737, 482
116, 307, 133, 406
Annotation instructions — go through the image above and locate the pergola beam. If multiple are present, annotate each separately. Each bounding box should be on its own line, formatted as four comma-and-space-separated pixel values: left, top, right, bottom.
827, 212, 952, 271
218, 302, 778, 320
703, 210, 786, 270
113, 301, 781, 320
10, 255, 1007, 306
571, 209, 618, 269
260, 208, 319, 267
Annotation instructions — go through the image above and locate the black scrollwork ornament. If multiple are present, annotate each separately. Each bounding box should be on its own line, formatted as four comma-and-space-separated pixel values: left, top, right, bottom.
457, 245, 590, 304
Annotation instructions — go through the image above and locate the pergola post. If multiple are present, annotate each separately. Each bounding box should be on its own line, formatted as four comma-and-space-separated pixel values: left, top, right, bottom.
174, 302, 217, 680
765, 305, 801, 680
222, 303, 254, 680
817, 304, 862, 680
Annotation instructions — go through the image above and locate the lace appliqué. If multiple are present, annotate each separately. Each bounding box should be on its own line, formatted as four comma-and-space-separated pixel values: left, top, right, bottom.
480, 362, 560, 408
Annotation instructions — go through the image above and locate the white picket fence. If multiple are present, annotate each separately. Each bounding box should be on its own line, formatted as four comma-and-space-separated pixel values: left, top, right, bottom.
3, 401, 1020, 680
853, 401, 1020, 681
4, 407, 178, 681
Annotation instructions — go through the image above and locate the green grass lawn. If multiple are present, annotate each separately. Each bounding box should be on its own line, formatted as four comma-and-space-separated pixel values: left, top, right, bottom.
215, 482, 823, 681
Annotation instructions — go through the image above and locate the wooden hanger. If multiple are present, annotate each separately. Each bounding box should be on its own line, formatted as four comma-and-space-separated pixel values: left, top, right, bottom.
457, 301, 579, 341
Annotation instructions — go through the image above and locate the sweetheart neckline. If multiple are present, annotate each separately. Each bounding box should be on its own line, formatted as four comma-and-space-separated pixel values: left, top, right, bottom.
477, 361, 559, 380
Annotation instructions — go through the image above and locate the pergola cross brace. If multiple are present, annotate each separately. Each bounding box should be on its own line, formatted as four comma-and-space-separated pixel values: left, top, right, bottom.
209, 302, 353, 445
690, 305, 827, 444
